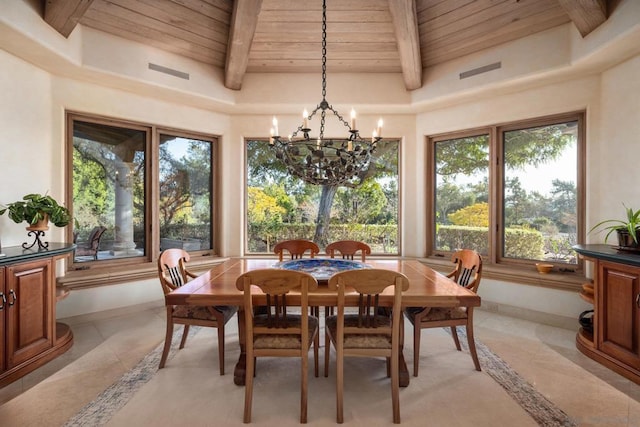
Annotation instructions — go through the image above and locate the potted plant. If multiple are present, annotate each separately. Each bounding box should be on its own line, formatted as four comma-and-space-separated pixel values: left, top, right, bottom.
589, 204, 640, 248
0, 193, 71, 230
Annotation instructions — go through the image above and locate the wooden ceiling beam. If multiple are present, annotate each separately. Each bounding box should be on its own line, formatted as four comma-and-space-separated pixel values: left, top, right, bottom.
225, 0, 263, 90
557, 0, 607, 37
388, 0, 422, 90
44, 0, 95, 38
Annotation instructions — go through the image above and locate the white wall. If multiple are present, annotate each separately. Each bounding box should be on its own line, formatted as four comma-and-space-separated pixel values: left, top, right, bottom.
0, 50, 65, 243
590, 55, 640, 225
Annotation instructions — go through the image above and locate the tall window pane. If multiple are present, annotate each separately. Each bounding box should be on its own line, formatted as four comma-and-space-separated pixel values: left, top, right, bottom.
434, 135, 489, 254
72, 120, 146, 262
502, 121, 578, 263
158, 135, 213, 252
246, 139, 400, 254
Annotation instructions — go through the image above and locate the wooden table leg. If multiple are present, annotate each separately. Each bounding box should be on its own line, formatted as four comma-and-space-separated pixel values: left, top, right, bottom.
233, 308, 247, 386
399, 314, 410, 387
399, 352, 410, 387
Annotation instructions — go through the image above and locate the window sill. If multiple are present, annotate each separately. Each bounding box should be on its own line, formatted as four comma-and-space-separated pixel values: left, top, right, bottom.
58, 255, 586, 293
417, 258, 586, 292
58, 256, 230, 290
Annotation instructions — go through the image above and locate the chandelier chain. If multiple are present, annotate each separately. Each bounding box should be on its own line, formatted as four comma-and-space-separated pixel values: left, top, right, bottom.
320, 0, 328, 140
268, 0, 383, 186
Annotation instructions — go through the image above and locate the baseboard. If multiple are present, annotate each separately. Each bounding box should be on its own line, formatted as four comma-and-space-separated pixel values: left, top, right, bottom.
59, 300, 165, 326
478, 300, 578, 330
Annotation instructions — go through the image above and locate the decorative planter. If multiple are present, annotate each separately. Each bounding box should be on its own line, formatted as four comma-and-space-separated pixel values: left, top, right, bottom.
616, 228, 640, 249
25, 213, 49, 231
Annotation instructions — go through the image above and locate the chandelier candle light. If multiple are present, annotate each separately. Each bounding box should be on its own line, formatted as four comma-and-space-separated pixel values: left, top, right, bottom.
269, 0, 383, 186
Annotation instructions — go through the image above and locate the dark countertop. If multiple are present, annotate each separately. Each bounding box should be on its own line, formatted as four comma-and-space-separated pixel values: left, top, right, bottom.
573, 244, 640, 268
0, 242, 76, 266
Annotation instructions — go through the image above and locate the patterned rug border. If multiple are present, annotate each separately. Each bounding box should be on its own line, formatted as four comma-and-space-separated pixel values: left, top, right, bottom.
454, 329, 576, 427
62, 328, 194, 427
64, 327, 576, 426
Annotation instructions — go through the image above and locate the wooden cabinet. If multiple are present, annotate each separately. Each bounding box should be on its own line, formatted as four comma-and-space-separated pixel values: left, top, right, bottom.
0, 243, 74, 388
0, 266, 5, 372
597, 261, 640, 369
4, 259, 54, 369
574, 244, 640, 385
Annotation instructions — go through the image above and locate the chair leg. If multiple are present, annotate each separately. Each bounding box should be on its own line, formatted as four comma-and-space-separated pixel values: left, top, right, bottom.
451, 326, 462, 351
413, 322, 421, 377
159, 310, 174, 369
301, 347, 309, 423
244, 349, 254, 423
218, 324, 225, 375
324, 310, 331, 377
336, 346, 344, 424
314, 329, 319, 378
179, 325, 190, 349
391, 349, 400, 424
466, 317, 481, 371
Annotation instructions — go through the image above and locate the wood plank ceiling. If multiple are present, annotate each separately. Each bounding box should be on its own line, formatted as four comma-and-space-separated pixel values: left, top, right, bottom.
43, 0, 609, 91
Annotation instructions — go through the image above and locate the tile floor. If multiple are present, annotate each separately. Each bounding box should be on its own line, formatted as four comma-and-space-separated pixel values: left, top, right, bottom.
1, 304, 639, 426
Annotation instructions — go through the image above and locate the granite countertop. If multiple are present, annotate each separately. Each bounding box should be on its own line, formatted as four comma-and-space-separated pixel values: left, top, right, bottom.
573, 244, 640, 268
0, 242, 76, 265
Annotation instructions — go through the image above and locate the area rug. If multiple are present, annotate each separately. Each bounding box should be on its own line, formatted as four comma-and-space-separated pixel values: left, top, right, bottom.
63, 326, 576, 426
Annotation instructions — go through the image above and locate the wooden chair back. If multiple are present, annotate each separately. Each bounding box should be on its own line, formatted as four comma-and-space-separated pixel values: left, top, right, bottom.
325, 240, 371, 262
235, 269, 319, 423
157, 248, 198, 295
447, 249, 483, 292
326, 269, 409, 424
273, 239, 320, 262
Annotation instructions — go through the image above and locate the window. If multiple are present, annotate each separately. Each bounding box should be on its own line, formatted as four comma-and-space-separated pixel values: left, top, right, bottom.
68, 113, 219, 269
433, 133, 489, 255
429, 112, 583, 269
158, 134, 214, 253
245, 139, 400, 255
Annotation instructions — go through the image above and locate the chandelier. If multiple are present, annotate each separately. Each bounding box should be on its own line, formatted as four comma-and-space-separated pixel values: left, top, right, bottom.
269, 0, 383, 186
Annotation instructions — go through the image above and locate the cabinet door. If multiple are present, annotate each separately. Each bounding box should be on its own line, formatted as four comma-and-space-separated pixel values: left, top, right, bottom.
5, 259, 54, 369
598, 261, 640, 369
0, 266, 5, 372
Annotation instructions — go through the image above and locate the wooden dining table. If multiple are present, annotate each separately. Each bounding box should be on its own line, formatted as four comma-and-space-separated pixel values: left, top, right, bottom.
166, 257, 481, 387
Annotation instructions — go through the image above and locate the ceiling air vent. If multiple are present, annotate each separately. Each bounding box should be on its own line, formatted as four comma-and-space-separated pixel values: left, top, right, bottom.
148, 63, 190, 80
459, 62, 501, 80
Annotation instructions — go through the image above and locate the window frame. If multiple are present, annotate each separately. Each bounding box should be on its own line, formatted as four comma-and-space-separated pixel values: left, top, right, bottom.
425, 112, 586, 290
63, 112, 221, 288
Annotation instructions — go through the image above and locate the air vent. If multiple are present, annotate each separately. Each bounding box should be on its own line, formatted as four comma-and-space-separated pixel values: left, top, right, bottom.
459, 62, 501, 80
148, 63, 190, 80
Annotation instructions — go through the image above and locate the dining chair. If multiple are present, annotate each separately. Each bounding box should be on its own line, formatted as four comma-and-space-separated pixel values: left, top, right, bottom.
157, 248, 238, 374
273, 239, 322, 369
323, 240, 373, 320
236, 269, 320, 423
274, 239, 320, 262
73, 225, 107, 260
404, 248, 483, 376
325, 240, 371, 262
325, 269, 409, 424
